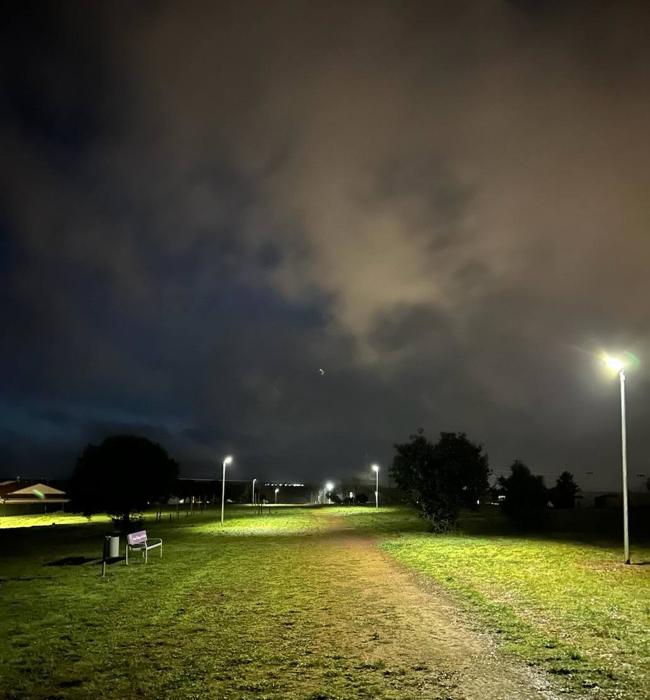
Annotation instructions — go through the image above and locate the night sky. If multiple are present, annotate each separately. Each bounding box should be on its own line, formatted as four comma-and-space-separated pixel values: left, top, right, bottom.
2, 1, 650, 490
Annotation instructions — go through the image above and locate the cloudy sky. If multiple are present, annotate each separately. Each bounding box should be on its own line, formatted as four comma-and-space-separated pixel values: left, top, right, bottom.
2, 0, 649, 490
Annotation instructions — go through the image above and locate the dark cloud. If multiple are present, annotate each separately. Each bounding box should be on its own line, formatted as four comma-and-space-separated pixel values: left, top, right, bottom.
2, 1, 650, 491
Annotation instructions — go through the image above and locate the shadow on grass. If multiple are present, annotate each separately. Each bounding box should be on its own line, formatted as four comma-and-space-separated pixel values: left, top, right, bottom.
0, 575, 44, 582
457, 507, 650, 549
46, 556, 99, 566
44, 555, 125, 566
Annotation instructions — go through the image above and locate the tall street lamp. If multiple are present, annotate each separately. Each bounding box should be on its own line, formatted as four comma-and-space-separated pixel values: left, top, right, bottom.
603, 354, 630, 564
221, 455, 233, 525
325, 481, 334, 504
274, 487, 279, 504
252, 478, 257, 505
371, 464, 380, 508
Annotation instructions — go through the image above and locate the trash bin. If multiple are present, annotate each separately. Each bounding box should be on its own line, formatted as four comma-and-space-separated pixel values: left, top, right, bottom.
103, 534, 120, 559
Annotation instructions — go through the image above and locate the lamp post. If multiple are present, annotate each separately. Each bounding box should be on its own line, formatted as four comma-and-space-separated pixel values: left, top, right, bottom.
371, 464, 380, 508
603, 355, 630, 564
325, 481, 334, 504
252, 478, 257, 505
221, 455, 233, 525
274, 487, 279, 504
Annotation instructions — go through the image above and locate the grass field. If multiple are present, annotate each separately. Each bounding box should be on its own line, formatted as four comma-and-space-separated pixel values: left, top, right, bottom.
0, 512, 112, 529
334, 507, 650, 698
0, 505, 648, 699
1, 507, 344, 700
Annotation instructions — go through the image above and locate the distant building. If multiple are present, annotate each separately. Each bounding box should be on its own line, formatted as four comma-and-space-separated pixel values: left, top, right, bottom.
261, 483, 311, 504
0, 480, 69, 514
577, 490, 650, 509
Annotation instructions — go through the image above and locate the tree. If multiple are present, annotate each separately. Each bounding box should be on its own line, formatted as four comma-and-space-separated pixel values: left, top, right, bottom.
550, 471, 579, 509
497, 460, 548, 529
70, 435, 179, 523
390, 430, 490, 532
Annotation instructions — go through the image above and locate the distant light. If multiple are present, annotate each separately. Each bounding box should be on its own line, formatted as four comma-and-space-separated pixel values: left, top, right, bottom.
223, 455, 234, 466
325, 482, 334, 491
603, 354, 625, 373
274, 487, 279, 493
371, 464, 380, 473
349, 492, 354, 499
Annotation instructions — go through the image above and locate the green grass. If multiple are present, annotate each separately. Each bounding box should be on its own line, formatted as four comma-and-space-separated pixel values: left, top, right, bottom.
332, 506, 650, 695
370, 511, 650, 698
327, 505, 428, 534
0, 512, 112, 529
1, 506, 435, 699
0, 504, 648, 699
0, 505, 318, 533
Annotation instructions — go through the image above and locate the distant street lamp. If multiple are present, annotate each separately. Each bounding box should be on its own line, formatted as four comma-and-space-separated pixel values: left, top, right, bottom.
274, 487, 279, 504
371, 464, 380, 508
252, 478, 257, 505
325, 481, 334, 504
221, 455, 233, 525
603, 354, 630, 564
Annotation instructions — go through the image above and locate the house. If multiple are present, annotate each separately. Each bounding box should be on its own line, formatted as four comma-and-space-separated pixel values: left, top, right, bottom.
0, 480, 70, 515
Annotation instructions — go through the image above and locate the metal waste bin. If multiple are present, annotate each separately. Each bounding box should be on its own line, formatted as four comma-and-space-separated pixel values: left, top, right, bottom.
103, 534, 120, 559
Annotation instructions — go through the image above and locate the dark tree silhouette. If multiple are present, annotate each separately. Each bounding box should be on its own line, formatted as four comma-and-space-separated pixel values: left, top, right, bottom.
390, 430, 490, 532
550, 470, 579, 509
70, 435, 178, 523
326, 490, 341, 504
498, 460, 548, 529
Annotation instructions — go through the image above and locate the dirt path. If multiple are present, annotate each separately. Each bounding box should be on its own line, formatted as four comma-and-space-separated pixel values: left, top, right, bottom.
282, 513, 561, 700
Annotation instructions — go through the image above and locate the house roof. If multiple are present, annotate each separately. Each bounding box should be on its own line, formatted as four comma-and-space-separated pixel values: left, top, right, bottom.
8, 483, 67, 497
0, 481, 68, 502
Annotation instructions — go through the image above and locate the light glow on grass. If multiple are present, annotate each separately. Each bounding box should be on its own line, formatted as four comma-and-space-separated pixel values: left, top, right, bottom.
0, 505, 647, 697
0, 512, 111, 529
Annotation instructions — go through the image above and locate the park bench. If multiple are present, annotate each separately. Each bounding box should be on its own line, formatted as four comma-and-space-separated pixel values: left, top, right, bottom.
125, 530, 162, 565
